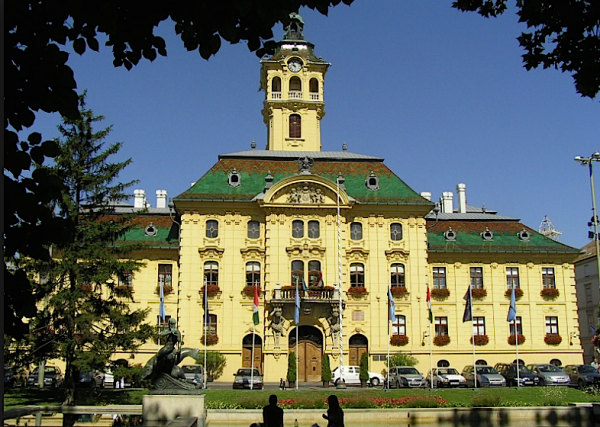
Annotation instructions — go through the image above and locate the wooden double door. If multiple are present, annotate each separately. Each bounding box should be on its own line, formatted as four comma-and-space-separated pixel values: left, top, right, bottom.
242, 345, 262, 372
296, 340, 322, 382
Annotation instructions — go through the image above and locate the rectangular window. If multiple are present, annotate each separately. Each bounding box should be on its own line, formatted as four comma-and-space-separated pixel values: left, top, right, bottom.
350, 222, 363, 240
393, 315, 406, 336
586, 284, 593, 304
204, 261, 219, 286
292, 220, 304, 238
158, 264, 172, 288
509, 316, 522, 335
433, 267, 446, 289
246, 262, 261, 287
542, 267, 555, 289
435, 317, 448, 336
157, 314, 171, 327
390, 263, 405, 287
588, 311, 595, 331
204, 314, 217, 335
506, 267, 520, 289
473, 317, 485, 336
546, 316, 559, 334
350, 263, 365, 288
584, 264, 590, 277
119, 271, 133, 287
470, 267, 483, 289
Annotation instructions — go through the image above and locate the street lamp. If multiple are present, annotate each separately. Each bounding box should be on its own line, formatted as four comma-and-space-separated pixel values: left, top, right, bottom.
574, 153, 600, 307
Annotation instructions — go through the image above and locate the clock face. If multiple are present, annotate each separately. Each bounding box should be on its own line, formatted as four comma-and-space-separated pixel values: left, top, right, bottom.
288, 59, 303, 73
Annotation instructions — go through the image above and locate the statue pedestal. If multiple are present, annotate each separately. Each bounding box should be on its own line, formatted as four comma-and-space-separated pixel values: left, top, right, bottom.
143, 394, 205, 427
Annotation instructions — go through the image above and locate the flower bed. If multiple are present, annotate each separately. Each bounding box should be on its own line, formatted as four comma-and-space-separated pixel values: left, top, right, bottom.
347, 286, 368, 297
242, 285, 261, 297
471, 288, 487, 300
390, 335, 409, 346
508, 334, 526, 345
274, 395, 449, 409
505, 288, 524, 299
390, 286, 408, 298
433, 335, 451, 346
200, 284, 221, 297
541, 288, 560, 300
544, 333, 562, 345
200, 333, 219, 346
156, 284, 173, 296
431, 288, 450, 300
470, 334, 489, 346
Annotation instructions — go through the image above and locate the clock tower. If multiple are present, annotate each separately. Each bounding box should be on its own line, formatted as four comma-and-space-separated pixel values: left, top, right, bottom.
260, 13, 330, 152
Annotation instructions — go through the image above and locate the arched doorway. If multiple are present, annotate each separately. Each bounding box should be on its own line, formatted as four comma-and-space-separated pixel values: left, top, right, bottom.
242, 334, 263, 373
349, 334, 368, 367
289, 326, 323, 382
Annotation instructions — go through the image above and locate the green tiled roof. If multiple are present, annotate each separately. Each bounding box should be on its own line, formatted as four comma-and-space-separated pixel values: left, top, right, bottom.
117, 215, 179, 248
175, 158, 432, 205
427, 221, 579, 254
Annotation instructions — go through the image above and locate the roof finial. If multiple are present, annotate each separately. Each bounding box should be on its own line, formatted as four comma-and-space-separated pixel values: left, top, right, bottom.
251, 140, 256, 150
284, 10, 305, 41
342, 141, 348, 151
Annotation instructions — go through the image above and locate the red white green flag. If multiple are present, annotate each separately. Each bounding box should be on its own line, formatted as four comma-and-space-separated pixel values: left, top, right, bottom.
427, 285, 433, 323
253, 286, 260, 326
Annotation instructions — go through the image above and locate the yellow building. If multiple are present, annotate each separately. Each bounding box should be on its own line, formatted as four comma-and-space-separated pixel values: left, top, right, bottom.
112, 17, 583, 382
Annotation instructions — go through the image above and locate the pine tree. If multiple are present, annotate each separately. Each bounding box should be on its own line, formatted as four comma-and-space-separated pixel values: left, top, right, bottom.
43, 93, 154, 407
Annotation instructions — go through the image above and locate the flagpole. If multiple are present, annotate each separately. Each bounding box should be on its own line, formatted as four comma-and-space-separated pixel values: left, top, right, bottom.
336, 174, 345, 388
387, 287, 393, 392
427, 284, 433, 391
296, 276, 299, 392
470, 286, 477, 389
203, 276, 207, 389
251, 322, 256, 390
515, 318, 520, 387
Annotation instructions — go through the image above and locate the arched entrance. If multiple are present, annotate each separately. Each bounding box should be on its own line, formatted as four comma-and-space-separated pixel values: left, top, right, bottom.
289, 326, 323, 382
349, 334, 368, 367
242, 334, 263, 373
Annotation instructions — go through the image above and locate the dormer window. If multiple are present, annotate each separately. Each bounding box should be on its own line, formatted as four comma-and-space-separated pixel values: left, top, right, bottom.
228, 169, 241, 187
365, 171, 379, 191
517, 229, 531, 241
481, 228, 494, 241
444, 228, 456, 241
145, 223, 157, 236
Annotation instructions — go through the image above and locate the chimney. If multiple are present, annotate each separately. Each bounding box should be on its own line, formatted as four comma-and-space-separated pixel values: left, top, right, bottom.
457, 183, 467, 214
441, 192, 453, 214
134, 189, 147, 208
420, 191, 432, 201
156, 190, 168, 209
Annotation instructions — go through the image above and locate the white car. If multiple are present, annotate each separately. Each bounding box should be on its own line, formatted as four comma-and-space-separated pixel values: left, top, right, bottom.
332, 366, 384, 387
426, 367, 467, 388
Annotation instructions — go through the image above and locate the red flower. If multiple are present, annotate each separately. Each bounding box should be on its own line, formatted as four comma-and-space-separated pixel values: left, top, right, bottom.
470, 334, 489, 346
541, 288, 560, 300
242, 285, 261, 297
390, 286, 408, 298
200, 333, 219, 346
347, 286, 368, 296
433, 335, 451, 346
156, 284, 173, 296
471, 288, 487, 299
431, 288, 450, 300
508, 334, 526, 345
200, 284, 220, 297
390, 335, 409, 346
505, 288, 524, 299
544, 333, 562, 345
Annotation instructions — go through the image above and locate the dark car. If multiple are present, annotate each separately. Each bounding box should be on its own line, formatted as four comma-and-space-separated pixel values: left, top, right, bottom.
26, 366, 64, 388
563, 365, 600, 389
4, 367, 27, 388
494, 363, 540, 387
232, 368, 263, 390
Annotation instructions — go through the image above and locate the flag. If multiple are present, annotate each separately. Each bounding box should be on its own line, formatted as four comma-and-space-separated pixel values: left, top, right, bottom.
463, 288, 472, 322
294, 287, 300, 324
388, 287, 395, 322
591, 325, 597, 335
203, 283, 210, 324
301, 276, 308, 292
159, 281, 166, 322
316, 271, 324, 288
426, 285, 433, 323
252, 285, 260, 326
507, 286, 517, 322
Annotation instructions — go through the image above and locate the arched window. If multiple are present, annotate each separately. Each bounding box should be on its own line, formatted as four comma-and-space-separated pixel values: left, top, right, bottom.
289, 114, 301, 138
291, 260, 304, 286
289, 76, 301, 91
391, 264, 405, 287
308, 261, 322, 287
513, 359, 525, 365
204, 261, 219, 286
350, 263, 365, 288
475, 359, 487, 366
206, 220, 218, 238
550, 359, 562, 367
308, 220, 320, 238
309, 78, 319, 93
390, 223, 403, 241
246, 262, 261, 287
272, 76, 281, 92
292, 219, 304, 238
392, 315, 406, 336
437, 360, 450, 367
350, 222, 362, 240
247, 221, 260, 239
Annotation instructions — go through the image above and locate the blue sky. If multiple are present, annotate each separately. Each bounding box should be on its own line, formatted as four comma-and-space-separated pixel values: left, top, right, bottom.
28, 1, 600, 249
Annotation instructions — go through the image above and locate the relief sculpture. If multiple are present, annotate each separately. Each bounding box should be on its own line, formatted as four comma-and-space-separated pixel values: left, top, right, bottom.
286, 185, 324, 204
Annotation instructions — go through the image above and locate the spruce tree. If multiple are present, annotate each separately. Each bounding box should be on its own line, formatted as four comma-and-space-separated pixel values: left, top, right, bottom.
43, 93, 153, 407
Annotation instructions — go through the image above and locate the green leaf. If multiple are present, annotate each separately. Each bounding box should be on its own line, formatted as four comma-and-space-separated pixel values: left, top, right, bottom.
27, 132, 42, 145
73, 38, 86, 55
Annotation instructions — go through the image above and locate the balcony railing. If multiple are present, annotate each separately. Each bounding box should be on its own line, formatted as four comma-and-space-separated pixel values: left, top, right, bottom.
288, 91, 302, 99
272, 287, 337, 301
310, 93, 319, 100
272, 92, 282, 99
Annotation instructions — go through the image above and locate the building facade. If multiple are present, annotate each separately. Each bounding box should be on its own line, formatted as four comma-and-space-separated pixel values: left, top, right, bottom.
110, 17, 584, 381
574, 241, 600, 364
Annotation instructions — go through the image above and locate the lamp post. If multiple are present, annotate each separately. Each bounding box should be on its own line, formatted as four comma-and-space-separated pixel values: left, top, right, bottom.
575, 153, 600, 314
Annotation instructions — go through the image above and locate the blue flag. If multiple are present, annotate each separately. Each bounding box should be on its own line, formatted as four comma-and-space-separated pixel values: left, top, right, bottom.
301, 277, 308, 292
507, 286, 517, 322
294, 287, 300, 324
159, 282, 166, 321
591, 325, 597, 335
203, 283, 210, 324
388, 287, 395, 322
462, 288, 472, 322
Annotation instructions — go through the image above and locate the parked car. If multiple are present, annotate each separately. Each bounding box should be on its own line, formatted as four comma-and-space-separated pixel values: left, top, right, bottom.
563, 365, 600, 389
26, 366, 64, 388
332, 365, 385, 387
462, 365, 506, 388
181, 364, 205, 388
494, 363, 540, 387
4, 366, 28, 388
426, 367, 467, 388
526, 364, 571, 386
232, 368, 263, 389
388, 366, 426, 388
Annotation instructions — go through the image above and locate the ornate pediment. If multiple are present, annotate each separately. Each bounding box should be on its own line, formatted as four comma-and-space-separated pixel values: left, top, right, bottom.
198, 246, 225, 259
384, 247, 409, 261
261, 175, 353, 208
240, 247, 266, 259
286, 244, 326, 258
287, 185, 324, 204
345, 247, 369, 261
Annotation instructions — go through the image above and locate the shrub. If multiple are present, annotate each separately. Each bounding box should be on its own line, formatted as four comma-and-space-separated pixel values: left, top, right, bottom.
192, 350, 227, 380
390, 286, 408, 298
347, 286, 368, 297
389, 352, 418, 367
321, 354, 332, 384
433, 335, 451, 346
471, 288, 487, 299
470, 334, 489, 346
544, 334, 562, 345
541, 288, 560, 300
505, 288, 524, 299
431, 288, 450, 300
390, 335, 409, 346
508, 334, 526, 345
359, 352, 369, 383
540, 386, 567, 406
287, 352, 297, 383
471, 391, 503, 407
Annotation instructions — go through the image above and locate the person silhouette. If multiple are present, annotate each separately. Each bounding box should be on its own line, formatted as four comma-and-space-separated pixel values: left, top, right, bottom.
263, 394, 284, 427
322, 395, 344, 427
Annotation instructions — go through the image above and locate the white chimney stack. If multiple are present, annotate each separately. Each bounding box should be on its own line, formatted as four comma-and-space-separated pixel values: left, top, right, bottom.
134, 189, 147, 209
457, 183, 467, 214
156, 190, 168, 209
420, 191, 432, 201
442, 192, 454, 214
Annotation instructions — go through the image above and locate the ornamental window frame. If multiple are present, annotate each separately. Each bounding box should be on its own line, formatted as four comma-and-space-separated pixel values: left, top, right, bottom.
470, 267, 484, 289
308, 220, 320, 239
158, 264, 172, 288
542, 267, 556, 289
390, 263, 405, 288
509, 316, 522, 335
349, 263, 365, 288
247, 221, 260, 239
545, 316, 559, 335
506, 267, 520, 289
392, 315, 406, 336
206, 220, 219, 238
308, 260, 322, 287
292, 219, 304, 238
204, 261, 219, 286
289, 114, 301, 139
291, 260, 305, 286
390, 222, 403, 241
350, 222, 363, 241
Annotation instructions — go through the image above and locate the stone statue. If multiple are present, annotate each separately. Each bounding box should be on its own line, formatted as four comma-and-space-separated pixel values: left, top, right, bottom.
269, 306, 287, 346
327, 306, 341, 337
285, 11, 305, 40
298, 156, 314, 174
141, 318, 202, 390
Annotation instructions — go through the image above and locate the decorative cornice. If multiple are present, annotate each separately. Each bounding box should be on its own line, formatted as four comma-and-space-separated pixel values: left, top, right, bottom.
198, 246, 225, 259
286, 244, 326, 258
385, 247, 409, 261
345, 247, 369, 261
240, 247, 266, 259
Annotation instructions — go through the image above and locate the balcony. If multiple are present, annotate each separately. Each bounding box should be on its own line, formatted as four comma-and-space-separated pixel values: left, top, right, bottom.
272, 92, 282, 99
288, 91, 302, 100
310, 93, 319, 100
271, 287, 340, 303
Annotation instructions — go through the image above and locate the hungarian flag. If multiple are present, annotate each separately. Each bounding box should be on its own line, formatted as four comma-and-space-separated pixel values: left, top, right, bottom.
253, 285, 260, 326
426, 285, 433, 323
